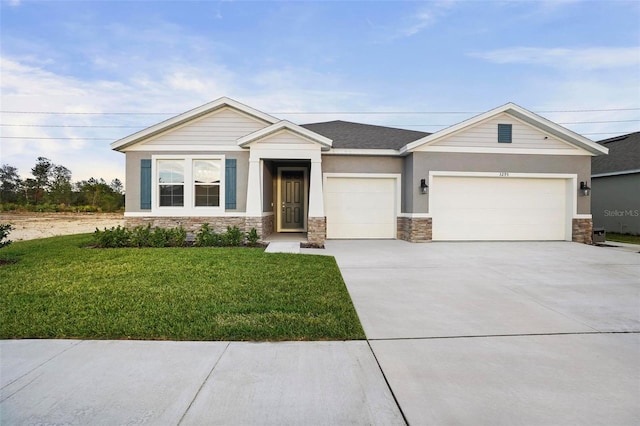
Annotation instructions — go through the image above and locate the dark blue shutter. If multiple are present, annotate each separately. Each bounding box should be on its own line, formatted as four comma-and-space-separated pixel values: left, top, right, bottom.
225, 158, 237, 209
140, 159, 152, 210
498, 124, 512, 143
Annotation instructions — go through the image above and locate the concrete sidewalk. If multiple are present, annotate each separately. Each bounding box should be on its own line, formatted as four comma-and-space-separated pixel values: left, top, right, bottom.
1, 340, 403, 425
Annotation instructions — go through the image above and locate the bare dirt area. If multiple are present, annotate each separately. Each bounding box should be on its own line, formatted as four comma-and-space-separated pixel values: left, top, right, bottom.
0, 212, 126, 241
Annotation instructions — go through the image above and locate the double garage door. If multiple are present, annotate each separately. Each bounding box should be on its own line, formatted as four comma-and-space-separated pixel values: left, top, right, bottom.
324, 174, 570, 241
430, 175, 569, 241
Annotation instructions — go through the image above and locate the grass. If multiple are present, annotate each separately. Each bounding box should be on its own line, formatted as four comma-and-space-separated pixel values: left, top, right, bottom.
0, 235, 365, 341
605, 232, 640, 245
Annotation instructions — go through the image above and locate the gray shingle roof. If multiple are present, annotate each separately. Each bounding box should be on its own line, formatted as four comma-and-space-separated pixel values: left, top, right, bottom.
592, 131, 640, 175
301, 120, 430, 150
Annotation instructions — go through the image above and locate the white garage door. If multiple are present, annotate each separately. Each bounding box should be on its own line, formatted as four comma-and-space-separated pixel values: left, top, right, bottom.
431, 176, 568, 241
325, 177, 396, 239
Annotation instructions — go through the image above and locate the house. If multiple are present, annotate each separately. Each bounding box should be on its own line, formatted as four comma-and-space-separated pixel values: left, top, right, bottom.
591, 131, 640, 235
111, 97, 608, 245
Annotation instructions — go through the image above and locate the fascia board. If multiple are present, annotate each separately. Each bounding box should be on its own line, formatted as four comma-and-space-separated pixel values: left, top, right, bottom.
111, 96, 280, 151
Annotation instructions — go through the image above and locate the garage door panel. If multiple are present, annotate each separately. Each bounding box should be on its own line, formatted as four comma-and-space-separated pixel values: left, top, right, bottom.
431, 176, 568, 241
325, 177, 396, 239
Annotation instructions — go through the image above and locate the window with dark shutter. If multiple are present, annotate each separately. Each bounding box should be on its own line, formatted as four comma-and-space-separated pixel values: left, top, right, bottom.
225, 159, 237, 210
140, 159, 152, 209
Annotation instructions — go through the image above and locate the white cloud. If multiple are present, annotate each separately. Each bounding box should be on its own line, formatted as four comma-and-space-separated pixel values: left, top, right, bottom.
387, 0, 457, 39
471, 46, 640, 70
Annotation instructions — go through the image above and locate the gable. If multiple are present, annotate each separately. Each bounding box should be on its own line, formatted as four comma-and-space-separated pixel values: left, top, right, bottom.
404, 103, 608, 156
238, 120, 332, 150
421, 113, 580, 153
255, 129, 318, 146
125, 107, 270, 151
120, 107, 270, 151
111, 97, 279, 152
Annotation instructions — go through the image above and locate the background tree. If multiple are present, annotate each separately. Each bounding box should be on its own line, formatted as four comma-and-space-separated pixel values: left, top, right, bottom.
30, 157, 53, 204
1, 159, 124, 212
0, 164, 22, 203
49, 165, 73, 205
110, 178, 124, 195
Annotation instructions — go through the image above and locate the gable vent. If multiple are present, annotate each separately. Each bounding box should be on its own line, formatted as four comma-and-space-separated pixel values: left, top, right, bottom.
498, 124, 513, 143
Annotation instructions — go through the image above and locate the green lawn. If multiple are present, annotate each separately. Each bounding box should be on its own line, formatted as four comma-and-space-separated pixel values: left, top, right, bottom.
0, 235, 365, 341
606, 233, 640, 245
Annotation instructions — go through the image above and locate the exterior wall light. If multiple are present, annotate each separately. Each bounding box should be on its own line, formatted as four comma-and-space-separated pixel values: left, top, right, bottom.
579, 181, 591, 196
420, 178, 429, 194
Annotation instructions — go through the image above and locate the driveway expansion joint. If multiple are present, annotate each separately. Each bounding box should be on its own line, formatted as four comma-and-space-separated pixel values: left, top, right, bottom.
0, 339, 82, 392
177, 341, 230, 426
365, 339, 409, 426
367, 331, 640, 341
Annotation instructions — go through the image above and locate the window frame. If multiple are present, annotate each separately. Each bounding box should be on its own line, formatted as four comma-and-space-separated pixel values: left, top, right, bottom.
151, 154, 225, 215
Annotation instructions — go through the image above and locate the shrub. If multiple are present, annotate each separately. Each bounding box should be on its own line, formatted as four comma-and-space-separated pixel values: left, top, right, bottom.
222, 226, 244, 247
93, 225, 186, 248
161, 226, 186, 247
246, 228, 259, 247
195, 223, 221, 247
93, 225, 130, 248
129, 224, 152, 248
0, 224, 13, 249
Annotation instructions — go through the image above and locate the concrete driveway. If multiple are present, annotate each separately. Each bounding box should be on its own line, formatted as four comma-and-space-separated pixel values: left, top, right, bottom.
323, 241, 640, 425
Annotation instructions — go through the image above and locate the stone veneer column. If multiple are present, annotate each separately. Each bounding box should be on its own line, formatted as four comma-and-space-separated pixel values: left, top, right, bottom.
307, 217, 326, 246
572, 218, 593, 244
397, 217, 432, 242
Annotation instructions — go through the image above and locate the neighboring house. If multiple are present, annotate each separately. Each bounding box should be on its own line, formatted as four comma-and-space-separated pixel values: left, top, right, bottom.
111, 97, 608, 245
591, 131, 640, 235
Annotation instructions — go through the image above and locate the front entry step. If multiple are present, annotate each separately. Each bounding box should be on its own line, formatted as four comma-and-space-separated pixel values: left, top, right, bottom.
265, 242, 301, 254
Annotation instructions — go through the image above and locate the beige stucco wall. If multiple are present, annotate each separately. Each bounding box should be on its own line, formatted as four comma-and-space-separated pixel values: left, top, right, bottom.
124, 151, 249, 213
321, 155, 403, 174
407, 152, 592, 215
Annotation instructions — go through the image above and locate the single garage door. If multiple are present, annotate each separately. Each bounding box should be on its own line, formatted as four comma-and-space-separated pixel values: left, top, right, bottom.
431, 176, 568, 241
325, 176, 396, 239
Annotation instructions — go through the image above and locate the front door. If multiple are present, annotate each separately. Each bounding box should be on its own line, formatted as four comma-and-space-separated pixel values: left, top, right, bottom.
280, 170, 305, 231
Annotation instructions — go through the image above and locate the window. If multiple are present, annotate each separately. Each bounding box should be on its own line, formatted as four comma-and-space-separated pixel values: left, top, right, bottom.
194, 159, 221, 207
158, 160, 184, 206
498, 124, 512, 143
153, 155, 226, 212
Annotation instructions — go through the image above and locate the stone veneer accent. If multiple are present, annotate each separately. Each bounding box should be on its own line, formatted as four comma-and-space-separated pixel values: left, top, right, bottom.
397, 216, 432, 242
307, 217, 326, 246
125, 215, 275, 240
572, 218, 593, 244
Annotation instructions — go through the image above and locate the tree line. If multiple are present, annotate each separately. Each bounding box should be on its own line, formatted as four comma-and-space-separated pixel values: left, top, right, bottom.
1, 157, 124, 212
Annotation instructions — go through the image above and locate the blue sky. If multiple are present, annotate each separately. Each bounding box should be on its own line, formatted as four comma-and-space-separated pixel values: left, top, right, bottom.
1, 0, 639, 183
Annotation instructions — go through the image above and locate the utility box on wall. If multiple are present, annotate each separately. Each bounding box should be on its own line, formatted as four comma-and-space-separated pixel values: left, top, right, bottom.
593, 228, 606, 244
